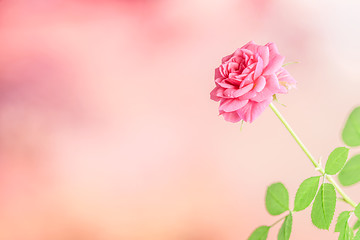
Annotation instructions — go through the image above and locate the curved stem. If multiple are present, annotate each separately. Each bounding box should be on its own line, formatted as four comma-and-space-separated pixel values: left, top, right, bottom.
269, 103, 357, 208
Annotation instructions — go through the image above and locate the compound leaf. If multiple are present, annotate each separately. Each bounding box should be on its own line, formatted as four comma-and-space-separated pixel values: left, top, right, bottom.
311, 183, 336, 230
266, 183, 289, 216
325, 147, 349, 175
338, 155, 360, 186
278, 213, 292, 240
294, 176, 320, 212
342, 106, 360, 147
248, 226, 270, 240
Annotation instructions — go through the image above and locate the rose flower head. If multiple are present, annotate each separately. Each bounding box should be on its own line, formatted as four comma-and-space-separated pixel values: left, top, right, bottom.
210, 41, 296, 123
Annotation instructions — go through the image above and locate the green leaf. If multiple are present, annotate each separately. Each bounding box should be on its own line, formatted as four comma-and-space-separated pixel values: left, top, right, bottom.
355, 230, 360, 240
342, 106, 360, 147
294, 176, 321, 212
355, 203, 360, 219
338, 222, 354, 240
311, 183, 336, 230
325, 147, 349, 175
278, 213, 292, 240
248, 226, 270, 240
354, 220, 360, 230
265, 183, 289, 216
338, 155, 360, 186
335, 211, 351, 232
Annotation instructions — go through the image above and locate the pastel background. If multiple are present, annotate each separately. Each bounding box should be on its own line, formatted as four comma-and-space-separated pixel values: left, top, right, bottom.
0, 0, 360, 239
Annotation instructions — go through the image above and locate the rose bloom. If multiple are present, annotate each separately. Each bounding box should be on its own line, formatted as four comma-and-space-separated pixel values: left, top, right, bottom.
210, 41, 296, 123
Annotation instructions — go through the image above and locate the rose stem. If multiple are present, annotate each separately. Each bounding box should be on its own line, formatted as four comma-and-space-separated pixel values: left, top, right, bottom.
269, 102, 356, 208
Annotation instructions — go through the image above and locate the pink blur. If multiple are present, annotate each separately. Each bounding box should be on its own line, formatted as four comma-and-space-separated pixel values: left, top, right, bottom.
1, 0, 360, 239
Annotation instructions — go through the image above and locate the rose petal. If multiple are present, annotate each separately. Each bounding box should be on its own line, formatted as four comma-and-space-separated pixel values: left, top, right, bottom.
251, 74, 280, 102
242, 41, 260, 54
241, 48, 253, 56
237, 89, 257, 101
224, 77, 241, 86
266, 42, 280, 55
215, 78, 234, 88
221, 111, 242, 123
210, 86, 223, 101
227, 62, 239, 72
236, 99, 271, 123
211, 42, 295, 124
223, 88, 237, 98
276, 68, 297, 93
278, 85, 288, 94
240, 72, 254, 87
242, 40, 256, 48
277, 68, 296, 85
222, 53, 235, 63
257, 46, 269, 67
219, 99, 249, 112
233, 83, 254, 97
215, 68, 222, 79
219, 64, 228, 77
254, 56, 264, 79
221, 48, 243, 63
242, 49, 252, 63
262, 42, 285, 74
263, 54, 284, 75
242, 62, 256, 75
253, 76, 266, 92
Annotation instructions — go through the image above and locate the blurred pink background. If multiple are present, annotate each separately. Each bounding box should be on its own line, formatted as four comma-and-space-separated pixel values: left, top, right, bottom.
1, 0, 360, 239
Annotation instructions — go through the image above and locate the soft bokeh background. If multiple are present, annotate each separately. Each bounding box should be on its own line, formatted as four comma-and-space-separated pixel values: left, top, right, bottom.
1, 0, 360, 239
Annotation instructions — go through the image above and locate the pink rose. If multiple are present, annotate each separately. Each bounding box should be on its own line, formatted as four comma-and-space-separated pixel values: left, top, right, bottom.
210, 41, 296, 123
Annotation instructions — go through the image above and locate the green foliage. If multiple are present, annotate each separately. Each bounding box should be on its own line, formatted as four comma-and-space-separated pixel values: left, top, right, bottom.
246, 106, 360, 239
354, 221, 360, 230
335, 211, 350, 232
294, 176, 320, 212
311, 183, 336, 230
336, 213, 353, 240
325, 147, 349, 175
355, 203, 360, 219
338, 222, 353, 240
266, 183, 289, 216
278, 213, 292, 240
338, 155, 360, 186
248, 226, 270, 240
355, 230, 360, 240
342, 106, 360, 147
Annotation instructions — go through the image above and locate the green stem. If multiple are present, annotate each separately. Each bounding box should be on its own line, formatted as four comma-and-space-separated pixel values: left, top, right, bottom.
270, 214, 288, 228
269, 102, 357, 208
